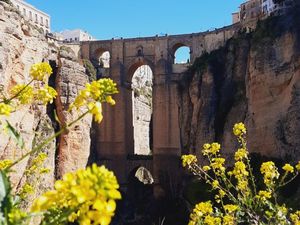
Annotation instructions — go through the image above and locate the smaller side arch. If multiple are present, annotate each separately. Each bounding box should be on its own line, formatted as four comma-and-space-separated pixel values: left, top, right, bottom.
91, 48, 111, 79
170, 43, 191, 64
91, 48, 111, 65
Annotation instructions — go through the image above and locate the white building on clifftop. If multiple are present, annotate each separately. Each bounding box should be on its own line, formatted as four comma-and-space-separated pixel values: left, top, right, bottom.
10, 0, 50, 34
60, 29, 95, 43
262, 0, 294, 16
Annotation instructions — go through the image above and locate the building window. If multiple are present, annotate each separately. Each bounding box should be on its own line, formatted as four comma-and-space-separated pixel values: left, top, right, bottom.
17, 5, 19, 10
46, 19, 49, 27
75, 37, 78, 41
40, 16, 43, 25
23, 8, 26, 16
35, 14, 38, 23
29, 11, 32, 20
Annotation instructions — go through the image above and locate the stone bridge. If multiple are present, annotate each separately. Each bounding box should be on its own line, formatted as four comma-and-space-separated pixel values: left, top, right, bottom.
81, 24, 240, 194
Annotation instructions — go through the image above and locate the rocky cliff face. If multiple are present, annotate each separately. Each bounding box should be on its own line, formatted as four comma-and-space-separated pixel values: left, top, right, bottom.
0, 1, 91, 205
178, 6, 300, 162
55, 46, 92, 178
0, 1, 56, 192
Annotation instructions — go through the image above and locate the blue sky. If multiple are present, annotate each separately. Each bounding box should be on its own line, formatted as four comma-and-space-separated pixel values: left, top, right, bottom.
25, 0, 244, 40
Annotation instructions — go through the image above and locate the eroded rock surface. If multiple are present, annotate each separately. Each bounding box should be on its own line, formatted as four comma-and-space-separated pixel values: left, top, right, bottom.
55, 47, 92, 178
179, 11, 300, 162
0, 1, 91, 202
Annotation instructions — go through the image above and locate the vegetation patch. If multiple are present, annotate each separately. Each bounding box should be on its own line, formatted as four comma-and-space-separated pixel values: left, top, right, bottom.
83, 59, 96, 82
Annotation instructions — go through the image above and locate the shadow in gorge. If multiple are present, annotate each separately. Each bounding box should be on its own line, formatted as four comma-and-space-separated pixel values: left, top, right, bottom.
111, 167, 189, 225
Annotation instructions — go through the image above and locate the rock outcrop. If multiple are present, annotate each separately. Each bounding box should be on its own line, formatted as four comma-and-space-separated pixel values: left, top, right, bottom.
178, 7, 300, 162
0, 1, 56, 192
0, 1, 91, 204
55, 46, 92, 178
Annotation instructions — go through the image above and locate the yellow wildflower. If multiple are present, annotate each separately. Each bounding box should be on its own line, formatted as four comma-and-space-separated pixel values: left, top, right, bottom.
204, 215, 221, 225
203, 143, 211, 150
256, 190, 272, 202
202, 142, 221, 155
212, 180, 219, 189
88, 102, 103, 123
0, 103, 12, 116
68, 212, 79, 222
192, 201, 213, 218
203, 165, 211, 172
282, 163, 294, 173
260, 161, 279, 187
219, 189, 226, 197
234, 148, 248, 161
232, 161, 249, 178
223, 215, 235, 225
35, 85, 57, 105
32, 164, 121, 225
278, 206, 288, 216
211, 142, 221, 154
70, 78, 118, 123
290, 211, 300, 225
224, 204, 239, 213
233, 122, 246, 136
30, 62, 52, 81
39, 168, 50, 174
296, 161, 300, 171
202, 143, 211, 156
8, 208, 27, 224
0, 159, 13, 170
106, 95, 116, 105
182, 155, 197, 167
237, 180, 249, 192
10, 84, 34, 104
25, 152, 48, 176
215, 194, 221, 203
19, 183, 34, 199
210, 157, 226, 173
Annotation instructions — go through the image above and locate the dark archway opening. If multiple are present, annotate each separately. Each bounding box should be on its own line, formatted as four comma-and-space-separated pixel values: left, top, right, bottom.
93, 50, 111, 79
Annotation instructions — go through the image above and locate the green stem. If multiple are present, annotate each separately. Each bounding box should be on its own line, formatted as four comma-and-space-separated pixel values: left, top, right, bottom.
191, 163, 238, 203
0, 80, 34, 104
246, 157, 257, 196
239, 135, 257, 196
278, 172, 299, 188
7, 110, 90, 169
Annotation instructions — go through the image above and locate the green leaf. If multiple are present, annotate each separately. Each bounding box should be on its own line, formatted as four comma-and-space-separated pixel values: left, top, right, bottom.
0, 170, 10, 206
54, 110, 62, 125
5, 121, 25, 149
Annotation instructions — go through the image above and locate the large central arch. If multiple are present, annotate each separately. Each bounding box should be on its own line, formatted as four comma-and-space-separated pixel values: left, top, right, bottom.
124, 58, 154, 156
131, 64, 153, 156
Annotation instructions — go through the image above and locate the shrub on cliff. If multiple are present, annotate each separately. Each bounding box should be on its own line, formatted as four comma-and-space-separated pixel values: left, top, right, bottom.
0, 62, 120, 225
83, 59, 97, 82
